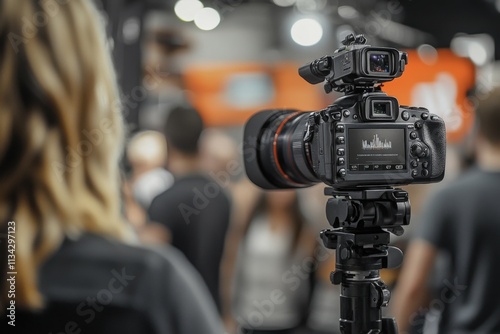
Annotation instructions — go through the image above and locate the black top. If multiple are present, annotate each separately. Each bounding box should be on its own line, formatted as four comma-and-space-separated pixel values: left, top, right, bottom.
2, 233, 223, 334
148, 174, 231, 312
417, 168, 500, 333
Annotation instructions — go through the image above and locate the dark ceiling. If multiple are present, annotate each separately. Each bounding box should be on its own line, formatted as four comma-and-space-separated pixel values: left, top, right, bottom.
103, 0, 500, 59
398, 0, 500, 58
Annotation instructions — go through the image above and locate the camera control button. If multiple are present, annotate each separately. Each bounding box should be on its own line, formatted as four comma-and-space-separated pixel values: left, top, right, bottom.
415, 121, 423, 129
343, 109, 351, 117
410, 160, 418, 168
421, 112, 429, 120
336, 124, 345, 133
410, 144, 422, 157
410, 131, 418, 139
402, 111, 410, 121
338, 157, 345, 165
349, 165, 358, 171
422, 169, 429, 177
337, 148, 345, 156
336, 136, 345, 144
332, 112, 342, 121
411, 143, 428, 158
338, 168, 347, 178
422, 161, 429, 169
412, 170, 418, 178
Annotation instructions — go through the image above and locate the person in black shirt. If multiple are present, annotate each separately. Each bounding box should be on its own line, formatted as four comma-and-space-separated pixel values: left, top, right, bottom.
392, 88, 500, 333
149, 106, 231, 312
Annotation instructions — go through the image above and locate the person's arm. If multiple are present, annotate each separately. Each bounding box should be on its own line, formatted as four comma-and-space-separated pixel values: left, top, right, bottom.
220, 179, 262, 333
163, 246, 224, 334
390, 239, 437, 333
147, 194, 174, 244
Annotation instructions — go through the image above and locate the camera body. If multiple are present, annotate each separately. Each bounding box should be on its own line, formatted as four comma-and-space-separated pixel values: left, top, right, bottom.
243, 34, 446, 191
304, 92, 446, 189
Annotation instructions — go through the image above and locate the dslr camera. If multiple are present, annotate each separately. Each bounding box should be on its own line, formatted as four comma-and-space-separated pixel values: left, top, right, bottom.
244, 34, 446, 190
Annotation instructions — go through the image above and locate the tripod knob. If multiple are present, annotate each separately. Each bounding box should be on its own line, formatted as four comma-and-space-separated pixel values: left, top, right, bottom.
330, 271, 342, 285
386, 246, 404, 269
340, 247, 352, 260
371, 280, 391, 307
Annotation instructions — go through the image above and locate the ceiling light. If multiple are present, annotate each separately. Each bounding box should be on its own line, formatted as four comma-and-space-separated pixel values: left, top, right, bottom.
291, 18, 323, 46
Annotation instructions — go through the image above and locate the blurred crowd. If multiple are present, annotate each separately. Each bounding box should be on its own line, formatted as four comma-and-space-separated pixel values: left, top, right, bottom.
1, 1, 500, 334
123, 106, 339, 334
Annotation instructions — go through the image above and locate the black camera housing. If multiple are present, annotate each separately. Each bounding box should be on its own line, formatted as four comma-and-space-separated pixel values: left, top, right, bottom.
299, 44, 407, 91
243, 34, 446, 191
303, 92, 446, 188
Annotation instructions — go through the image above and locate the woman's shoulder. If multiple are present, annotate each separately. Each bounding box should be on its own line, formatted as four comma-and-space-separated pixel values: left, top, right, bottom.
40, 233, 195, 303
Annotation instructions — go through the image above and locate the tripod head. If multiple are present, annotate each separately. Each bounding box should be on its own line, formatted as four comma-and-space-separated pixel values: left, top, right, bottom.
320, 187, 409, 334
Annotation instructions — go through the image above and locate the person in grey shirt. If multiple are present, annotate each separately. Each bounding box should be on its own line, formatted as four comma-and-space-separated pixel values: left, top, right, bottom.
391, 88, 500, 333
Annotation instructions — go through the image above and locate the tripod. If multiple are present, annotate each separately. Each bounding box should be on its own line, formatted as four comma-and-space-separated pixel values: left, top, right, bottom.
320, 187, 410, 334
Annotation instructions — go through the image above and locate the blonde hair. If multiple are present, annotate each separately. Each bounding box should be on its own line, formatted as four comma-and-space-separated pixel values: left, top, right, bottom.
0, 0, 128, 308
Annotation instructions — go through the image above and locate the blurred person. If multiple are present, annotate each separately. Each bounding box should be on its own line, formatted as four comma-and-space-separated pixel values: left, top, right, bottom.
123, 131, 172, 243
148, 106, 231, 312
139, 25, 190, 132
391, 88, 500, 333
127, 131, 168, 179
231, 190, 316, 334
305, 255, 340, 334
200, 128, 239, 177
0, 1, 222, 333
220, 177, 262, 333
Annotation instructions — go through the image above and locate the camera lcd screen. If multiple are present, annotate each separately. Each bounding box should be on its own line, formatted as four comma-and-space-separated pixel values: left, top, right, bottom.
348, 128, 406, 172
368, 51, 391, 74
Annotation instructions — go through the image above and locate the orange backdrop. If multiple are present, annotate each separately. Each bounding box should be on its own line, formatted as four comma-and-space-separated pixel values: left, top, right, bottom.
184, 51, 476, 143
384, 49, 476, 143
183, 63, 326, 127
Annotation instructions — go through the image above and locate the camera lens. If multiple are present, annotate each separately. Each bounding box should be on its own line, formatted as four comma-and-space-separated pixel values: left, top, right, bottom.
243, 109, 318, 189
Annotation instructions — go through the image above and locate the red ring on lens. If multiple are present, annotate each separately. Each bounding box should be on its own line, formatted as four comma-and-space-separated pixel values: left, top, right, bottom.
273, 112, 302, 184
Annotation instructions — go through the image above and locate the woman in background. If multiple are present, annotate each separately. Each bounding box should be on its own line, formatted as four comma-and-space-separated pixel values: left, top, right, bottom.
0, 1, 221, 333
231, 190, 316, 334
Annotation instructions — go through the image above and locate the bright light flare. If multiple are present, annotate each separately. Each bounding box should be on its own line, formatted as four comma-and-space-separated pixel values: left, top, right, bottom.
174, 0, 203, 22
291, 18, 323, 46
194, 7, 221, 31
